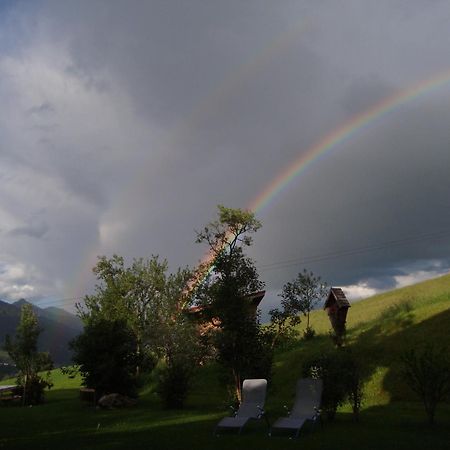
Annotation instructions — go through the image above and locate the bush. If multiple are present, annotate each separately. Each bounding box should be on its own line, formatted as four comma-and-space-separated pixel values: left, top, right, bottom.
70, 319, 140, 399
303, 326, 316, 340
343, 352, 365, 421
157, 361, 192, 409
303, 348, 366, 421
401, 344, 450, 425
20, 374, 53, 405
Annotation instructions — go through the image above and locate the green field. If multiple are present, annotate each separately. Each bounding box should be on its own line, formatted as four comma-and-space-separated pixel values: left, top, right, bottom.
1, 274, 450, 449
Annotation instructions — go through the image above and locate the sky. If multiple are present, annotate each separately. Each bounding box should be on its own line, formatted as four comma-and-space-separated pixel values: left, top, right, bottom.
1, 0, 450, 317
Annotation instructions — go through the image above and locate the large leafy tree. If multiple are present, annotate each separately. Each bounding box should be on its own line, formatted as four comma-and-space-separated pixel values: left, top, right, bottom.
77, 255, 168, 374
195, 205, 272, 401
70, 318, 139, 398
76, 254, 201, 406
154, 267, 203, 408
4, 304, 53, 405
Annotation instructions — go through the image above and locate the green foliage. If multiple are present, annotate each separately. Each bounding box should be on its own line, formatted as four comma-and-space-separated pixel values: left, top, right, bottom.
266, 307, 301, 349
4, 304, 53, 405
303, 348, 367, 421
78, 255, 169, 353
70, 318, 140, 398
195, 204, 262, 255
303, 325, 316, 340
78, 254, 201, 407
151, 266, 202, 408
60, 365, 80, 379
401, 344, 450, 425
195, 205, 272, 400
279, 269, 327, 338
157, 360, 193, 409
154, 303, 201, 408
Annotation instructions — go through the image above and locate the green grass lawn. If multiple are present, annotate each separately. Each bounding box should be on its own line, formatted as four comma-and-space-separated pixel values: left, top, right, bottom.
1, 274, 450, 449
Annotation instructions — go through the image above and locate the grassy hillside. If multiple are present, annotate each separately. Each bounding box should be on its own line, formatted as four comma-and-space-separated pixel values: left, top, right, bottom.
273, 273, 450, 406
1, 274, 449, 449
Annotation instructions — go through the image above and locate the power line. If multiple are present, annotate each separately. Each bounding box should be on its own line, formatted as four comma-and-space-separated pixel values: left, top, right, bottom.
256, 228, 450, 272
7, 227, 450, 308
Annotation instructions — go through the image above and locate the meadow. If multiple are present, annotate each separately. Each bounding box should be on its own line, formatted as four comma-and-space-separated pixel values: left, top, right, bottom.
1, 274, 450, 450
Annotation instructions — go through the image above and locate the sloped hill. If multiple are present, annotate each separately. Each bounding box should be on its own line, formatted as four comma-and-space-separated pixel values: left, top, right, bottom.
271, 272, 450, 407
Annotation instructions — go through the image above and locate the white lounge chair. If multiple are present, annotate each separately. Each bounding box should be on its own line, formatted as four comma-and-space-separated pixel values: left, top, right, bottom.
270, 378, 322, 438
215, 378, 268, 435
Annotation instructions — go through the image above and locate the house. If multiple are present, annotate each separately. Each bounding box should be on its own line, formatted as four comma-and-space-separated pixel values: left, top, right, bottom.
188, 290, 265, 330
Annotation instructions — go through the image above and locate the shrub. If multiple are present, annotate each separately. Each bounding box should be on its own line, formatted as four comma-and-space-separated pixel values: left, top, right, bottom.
70, 319, 140, 399
342, 352, 365, 422
157, 361, 192, 409
20, 374, 53, 405
303, 326, 316, 340
303, 348, 366, 421
401, 344, 450, 425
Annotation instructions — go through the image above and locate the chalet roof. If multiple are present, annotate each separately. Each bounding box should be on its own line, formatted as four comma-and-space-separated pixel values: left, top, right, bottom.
188, 290, 265, 315
324, 287, 350, 309
245, 290, 266, 307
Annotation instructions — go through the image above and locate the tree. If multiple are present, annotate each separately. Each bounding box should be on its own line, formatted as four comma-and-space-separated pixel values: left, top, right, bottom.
4, 304, 53, 405
401, 344, 450, 425
280, 269, 327, 339
195, 205, 272, 401
77, 255, 168, 375
267, 292, 304, 350
154, 267, 202, 408
77, 254, 201, 407
70, 318, 139, 398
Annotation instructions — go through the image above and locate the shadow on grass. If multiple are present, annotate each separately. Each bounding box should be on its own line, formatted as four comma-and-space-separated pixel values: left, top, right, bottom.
3, 404, 450, 450
350, 306, 450, 401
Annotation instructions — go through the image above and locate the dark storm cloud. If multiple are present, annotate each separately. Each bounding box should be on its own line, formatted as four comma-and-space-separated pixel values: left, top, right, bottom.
251, 98, 450, 301
1, 0, 450, 308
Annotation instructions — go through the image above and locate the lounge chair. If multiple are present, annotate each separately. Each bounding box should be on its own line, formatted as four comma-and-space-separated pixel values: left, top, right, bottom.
270, 378, 322, 438
215, 378, 268, 435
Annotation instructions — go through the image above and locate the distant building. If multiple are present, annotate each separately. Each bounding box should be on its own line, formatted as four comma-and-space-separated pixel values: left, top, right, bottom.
188, 290, 265, 330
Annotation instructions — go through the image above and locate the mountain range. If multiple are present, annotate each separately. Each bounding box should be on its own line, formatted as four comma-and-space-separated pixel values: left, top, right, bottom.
0, 299, 83, 367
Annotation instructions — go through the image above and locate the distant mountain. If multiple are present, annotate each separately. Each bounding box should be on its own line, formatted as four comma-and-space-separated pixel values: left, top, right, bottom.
0, 299, 83, 365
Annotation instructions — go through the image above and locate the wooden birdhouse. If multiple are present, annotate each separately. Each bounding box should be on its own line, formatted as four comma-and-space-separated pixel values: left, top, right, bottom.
324, 287, 350, 346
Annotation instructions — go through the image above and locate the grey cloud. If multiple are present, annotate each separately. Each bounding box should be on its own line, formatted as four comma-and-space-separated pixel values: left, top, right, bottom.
8, 222, 49, 239
65, 64, 111, 93
340, 77, 396, 116
1, 1, 450, 311
26, 101, 55, 115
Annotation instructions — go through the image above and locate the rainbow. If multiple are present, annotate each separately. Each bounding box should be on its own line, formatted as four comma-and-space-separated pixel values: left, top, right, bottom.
194, 69, 450, 287
249, 70, 450, 213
